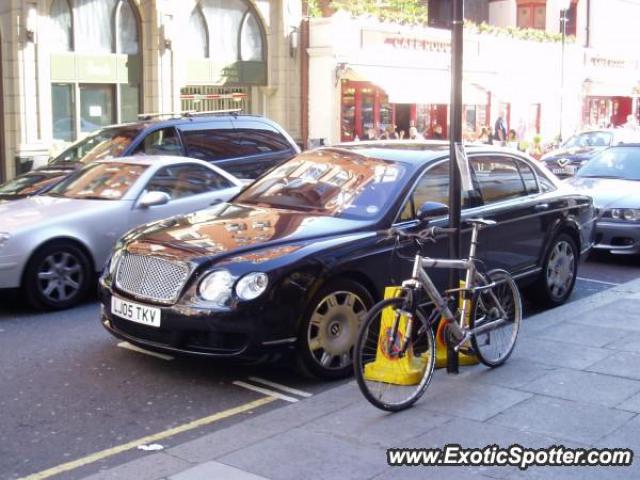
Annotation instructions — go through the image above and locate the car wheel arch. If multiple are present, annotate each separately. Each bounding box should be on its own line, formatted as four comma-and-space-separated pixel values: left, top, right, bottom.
21, 236, 96, 286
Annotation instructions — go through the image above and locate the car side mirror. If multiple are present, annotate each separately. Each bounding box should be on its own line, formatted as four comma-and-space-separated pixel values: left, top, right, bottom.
138, 191, 170, 208
417, 201, 449, 224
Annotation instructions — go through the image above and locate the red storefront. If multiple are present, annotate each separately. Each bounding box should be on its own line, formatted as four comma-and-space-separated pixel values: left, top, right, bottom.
340, 79, 491, 142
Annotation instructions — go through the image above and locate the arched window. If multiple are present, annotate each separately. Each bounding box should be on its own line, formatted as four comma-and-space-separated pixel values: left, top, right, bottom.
240, 11, 263, 61
197, 0, 265, 63
188, 7, 209, 58
50, 0, 73, 51
116, 0, 139, 54
74, 0, 117, 53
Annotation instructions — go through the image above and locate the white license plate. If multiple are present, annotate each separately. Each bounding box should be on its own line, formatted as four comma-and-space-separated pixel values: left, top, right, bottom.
111, 296, 161, 328
552, 166, 575, 175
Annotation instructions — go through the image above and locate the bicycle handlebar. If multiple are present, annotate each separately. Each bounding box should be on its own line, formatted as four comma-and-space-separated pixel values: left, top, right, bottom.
378, 226, 457, 241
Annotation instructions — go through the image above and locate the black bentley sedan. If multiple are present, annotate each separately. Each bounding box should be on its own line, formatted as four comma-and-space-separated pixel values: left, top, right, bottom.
99, 142, 595, 379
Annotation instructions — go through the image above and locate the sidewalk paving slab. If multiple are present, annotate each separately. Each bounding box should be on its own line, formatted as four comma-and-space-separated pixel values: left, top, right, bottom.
519, 368, 640, 407
81, 278, 640, 480
169, 461, 269, 480
487, 395, 635, 445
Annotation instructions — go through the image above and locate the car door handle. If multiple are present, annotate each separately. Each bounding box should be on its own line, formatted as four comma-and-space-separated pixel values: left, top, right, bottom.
534, 203, 549, 211
210, 198, 223, 206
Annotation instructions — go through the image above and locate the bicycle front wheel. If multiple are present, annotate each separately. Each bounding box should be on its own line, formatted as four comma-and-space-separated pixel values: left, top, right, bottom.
470, 269, 522, 367
353, 297, 435, 412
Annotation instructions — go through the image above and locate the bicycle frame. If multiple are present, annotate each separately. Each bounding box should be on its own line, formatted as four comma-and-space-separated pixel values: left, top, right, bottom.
401, 223, 509, 346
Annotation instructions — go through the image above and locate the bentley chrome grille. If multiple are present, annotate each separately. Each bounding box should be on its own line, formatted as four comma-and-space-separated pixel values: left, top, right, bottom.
115, 253, 190, 304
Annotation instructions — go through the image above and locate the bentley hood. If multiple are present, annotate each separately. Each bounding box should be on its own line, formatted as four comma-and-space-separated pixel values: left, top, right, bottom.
123, 203, 370, 263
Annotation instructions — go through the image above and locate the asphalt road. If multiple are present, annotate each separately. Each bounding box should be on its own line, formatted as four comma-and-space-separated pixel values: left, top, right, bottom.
1, 251, 638, 480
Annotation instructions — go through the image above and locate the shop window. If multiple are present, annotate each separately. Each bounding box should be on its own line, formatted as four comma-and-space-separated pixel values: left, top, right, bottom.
517, 1, 546, 30
50, 0, 72, 52
51, 84, 74, 142
79, 84, 115, 132
120, 84, 139, 124
240, 11, 263, 61
341, 86, 356, 141
188, 7, 209, 58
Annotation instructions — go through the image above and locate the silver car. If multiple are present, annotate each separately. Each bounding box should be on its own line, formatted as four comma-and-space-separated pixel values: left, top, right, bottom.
566, 144, 640, 255
0, 156, 243, 310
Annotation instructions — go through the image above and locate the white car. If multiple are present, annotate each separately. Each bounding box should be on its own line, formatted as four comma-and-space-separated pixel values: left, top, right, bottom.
0, 156, 243, 310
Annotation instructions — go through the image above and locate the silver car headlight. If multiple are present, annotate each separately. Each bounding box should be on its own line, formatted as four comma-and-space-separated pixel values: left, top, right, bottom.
235, 272, 269, 301
623, 209, 640, 222
609, 209, 640, 221
198, 270, 234, 305
0, 233, 10, 250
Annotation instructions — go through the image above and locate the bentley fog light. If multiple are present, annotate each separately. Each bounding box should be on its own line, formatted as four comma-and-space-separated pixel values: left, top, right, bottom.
198, 270, 234, 304
236, 272, 269, 300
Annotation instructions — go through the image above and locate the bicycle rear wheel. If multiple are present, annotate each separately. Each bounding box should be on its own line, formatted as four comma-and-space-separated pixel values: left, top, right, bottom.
353, 297, 435, 412
470, 269, 522, 367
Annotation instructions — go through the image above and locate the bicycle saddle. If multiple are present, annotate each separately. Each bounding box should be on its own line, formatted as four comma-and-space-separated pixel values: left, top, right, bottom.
465, 218, 496, 226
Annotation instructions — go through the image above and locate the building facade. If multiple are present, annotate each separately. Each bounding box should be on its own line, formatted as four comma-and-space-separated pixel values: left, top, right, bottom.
0, 0, 303, 181
306, 0, 640, 147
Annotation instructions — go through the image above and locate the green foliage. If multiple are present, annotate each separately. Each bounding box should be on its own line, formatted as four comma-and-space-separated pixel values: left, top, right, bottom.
306, 0, 322, 17
324, 0, 428, 24
465, 21, 576, 43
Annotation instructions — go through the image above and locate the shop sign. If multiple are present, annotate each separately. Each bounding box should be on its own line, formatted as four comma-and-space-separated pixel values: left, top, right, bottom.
585, 52, 638, 71
361, 29, 451, 55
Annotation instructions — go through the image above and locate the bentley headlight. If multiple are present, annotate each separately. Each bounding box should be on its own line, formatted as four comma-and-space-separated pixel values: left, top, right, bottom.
199, 270, 234, 305
611, 209, 622, 220
0, 233, 10, 250
235, 272, 269, 301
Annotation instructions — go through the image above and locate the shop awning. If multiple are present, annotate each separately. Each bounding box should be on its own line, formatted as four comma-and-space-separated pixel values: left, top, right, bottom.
345, 65, 489, 105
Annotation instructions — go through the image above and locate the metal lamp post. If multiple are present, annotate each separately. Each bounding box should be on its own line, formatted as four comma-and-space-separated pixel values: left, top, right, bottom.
447, 0, 464, 374
559, 0, 571, 143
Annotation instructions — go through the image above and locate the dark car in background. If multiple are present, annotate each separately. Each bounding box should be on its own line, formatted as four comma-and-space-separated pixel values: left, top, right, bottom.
99, 142, 595, 379
567, 144, 640, 255
0, 114, 299, 200
541, 129, 640, 178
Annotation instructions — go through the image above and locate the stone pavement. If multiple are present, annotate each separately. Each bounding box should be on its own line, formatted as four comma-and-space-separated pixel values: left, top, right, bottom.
84, 278, 640, 480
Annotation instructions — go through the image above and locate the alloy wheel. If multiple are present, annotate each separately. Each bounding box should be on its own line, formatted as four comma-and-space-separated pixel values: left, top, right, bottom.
37, 252, 84, 303
545, 240, 575, 299
307, 291, 367, 371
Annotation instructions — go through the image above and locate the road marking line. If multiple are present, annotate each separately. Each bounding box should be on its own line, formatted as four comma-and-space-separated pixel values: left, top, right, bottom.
233, 381, 299, 403
576, 276, 621, 286
20, 396, 276, 480
117, 341, 174, 361
248, 377, 313, 398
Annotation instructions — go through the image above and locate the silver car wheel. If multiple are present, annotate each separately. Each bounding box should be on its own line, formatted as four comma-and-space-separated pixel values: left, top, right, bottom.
37, 252, 84, 303
307, 291, 367, 371
546, 240, 575, 299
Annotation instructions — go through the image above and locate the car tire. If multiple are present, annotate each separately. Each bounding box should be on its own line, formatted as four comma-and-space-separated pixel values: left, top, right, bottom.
23, 241, 92, 311
528, 233, 578, 308
296, 279, 374, 379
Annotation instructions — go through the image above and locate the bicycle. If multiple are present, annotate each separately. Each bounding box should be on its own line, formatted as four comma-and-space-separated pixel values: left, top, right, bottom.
353, 217, 522, 412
